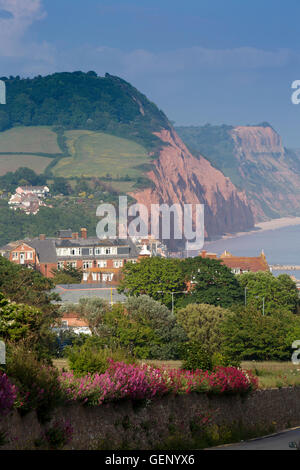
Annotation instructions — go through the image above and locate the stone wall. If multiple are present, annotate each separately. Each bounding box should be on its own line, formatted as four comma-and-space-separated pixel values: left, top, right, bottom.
1, 387, 300, 449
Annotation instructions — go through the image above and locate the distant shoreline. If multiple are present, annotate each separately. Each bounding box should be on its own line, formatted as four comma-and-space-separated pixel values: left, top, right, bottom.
205, 216, 300, 245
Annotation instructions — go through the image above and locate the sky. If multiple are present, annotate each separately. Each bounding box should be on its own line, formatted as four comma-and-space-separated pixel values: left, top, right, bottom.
1, 0, 300, 146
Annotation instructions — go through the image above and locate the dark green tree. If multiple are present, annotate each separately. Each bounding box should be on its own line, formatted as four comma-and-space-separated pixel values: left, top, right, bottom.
118, 257, 186, 309
220, 305, 300, 361
180, 257, 244, 308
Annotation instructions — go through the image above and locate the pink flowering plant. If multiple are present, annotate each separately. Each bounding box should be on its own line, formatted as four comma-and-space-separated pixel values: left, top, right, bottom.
59, 361, 258, 406
0, 372, 17, 416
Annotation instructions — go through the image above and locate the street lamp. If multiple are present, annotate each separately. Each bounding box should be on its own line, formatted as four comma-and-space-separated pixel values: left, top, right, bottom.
157, 290, 188, 314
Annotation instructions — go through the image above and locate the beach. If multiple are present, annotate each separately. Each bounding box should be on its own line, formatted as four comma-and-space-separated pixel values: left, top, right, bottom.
211, 216, 300, 243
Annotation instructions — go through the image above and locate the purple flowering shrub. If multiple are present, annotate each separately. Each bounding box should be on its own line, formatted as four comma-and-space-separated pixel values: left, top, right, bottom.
0, 372, 17, 416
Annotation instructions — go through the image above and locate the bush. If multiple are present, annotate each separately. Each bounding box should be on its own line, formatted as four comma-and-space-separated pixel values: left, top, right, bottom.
181, 342, 212, 371
211, 352, 240, 369
220, 306, 300, 361
59, 361, 258, 406
67, 342, 135, 376
0, 372, 17, 416
6, 344, 63, 422
176, 303, 229, 355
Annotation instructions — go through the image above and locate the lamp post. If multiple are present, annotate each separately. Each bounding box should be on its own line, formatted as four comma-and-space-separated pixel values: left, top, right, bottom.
157, 290, 188, 315
244, 287, 248, 306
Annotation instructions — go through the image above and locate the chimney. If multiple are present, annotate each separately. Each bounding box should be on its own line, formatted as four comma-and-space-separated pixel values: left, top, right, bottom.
81, 228, 87, 239
39, 234, 46, 240
72, 232, 79, 240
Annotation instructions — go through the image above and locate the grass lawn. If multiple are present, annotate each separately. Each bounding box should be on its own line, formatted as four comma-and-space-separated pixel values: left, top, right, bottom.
0, 126, 61, 154
0, 154, 53, 175
52, 130, 150, 179
242, 361, 300, 389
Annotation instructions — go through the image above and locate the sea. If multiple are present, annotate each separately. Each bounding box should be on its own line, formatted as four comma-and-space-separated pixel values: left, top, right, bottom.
202, 224, 300, 280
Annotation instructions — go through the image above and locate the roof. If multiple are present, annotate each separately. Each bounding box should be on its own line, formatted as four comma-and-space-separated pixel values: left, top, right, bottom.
220, 250, 269, 272
0, 235, 139, 263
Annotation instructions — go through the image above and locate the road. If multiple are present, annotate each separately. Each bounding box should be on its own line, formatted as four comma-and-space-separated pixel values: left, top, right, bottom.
210, 427, 300, 450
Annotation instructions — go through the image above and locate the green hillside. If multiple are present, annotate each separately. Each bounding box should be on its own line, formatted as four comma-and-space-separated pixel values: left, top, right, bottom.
0, 71, 170, 152
0, 154, 52, 175
52, 130, 150, 179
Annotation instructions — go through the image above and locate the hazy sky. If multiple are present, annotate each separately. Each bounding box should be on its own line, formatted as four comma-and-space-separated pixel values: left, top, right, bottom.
1, 0, 300, 146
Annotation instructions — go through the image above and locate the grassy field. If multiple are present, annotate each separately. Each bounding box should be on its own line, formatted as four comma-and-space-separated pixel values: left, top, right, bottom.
53, 358, 300, 389
52, 130, 150, 179
0, 126, 61, 154
242, 361, 300, 389
0, 154, 53, 175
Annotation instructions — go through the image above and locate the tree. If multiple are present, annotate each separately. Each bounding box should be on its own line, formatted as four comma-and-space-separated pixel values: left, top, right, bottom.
0, 256, 59, 314
60, 297, 110, 337
63, 295, 187, 359
238, 271, 299, 314
118, 257, 186, 310
0, 293, 60, 359
220, 305, 300, 361
176, 303, 230, 355
180, 257, 244, 308
51, 265, 83, 285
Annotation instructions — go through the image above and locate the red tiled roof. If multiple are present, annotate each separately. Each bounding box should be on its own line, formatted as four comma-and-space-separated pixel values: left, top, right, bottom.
220, 251, 269, 272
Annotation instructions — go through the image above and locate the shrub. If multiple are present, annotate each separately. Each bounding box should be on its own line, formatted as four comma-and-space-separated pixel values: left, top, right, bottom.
59, 361, 258, 406
176, 303, 229, 355
36, 420, 73, 450
0, 372, 17, 416
181, 342, 212, 371
6, 345, 63, 422
211, 352, 240, 369
220, 306, 300, 361
67, 343, 135, 376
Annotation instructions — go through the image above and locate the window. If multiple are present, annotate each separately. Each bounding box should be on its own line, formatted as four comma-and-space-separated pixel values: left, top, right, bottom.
70, 248, 81, 256
83, 272, 88, 281
89, 248, 93, 255
56, 248, 69, 256
95, 247, 101, 255
57, 261, 64, 270
67, 261, 77, 268
113, 260, 123, 268
92, 272, 101, 281
97, 260, 107, 268
105, 248, 111, 255
102, 273, 114, 282
83, 261, 93, 269
27, 251, 33, 260
12, 252, 18, 259
61, 320, 68, 328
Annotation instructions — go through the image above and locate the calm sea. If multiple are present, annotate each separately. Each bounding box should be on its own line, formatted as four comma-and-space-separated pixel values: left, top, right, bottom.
203, 224, 300, 280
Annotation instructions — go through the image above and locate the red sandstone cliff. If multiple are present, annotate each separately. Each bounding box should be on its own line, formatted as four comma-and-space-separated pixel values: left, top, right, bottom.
229, 126, 300, 221
130, 128, 254, 241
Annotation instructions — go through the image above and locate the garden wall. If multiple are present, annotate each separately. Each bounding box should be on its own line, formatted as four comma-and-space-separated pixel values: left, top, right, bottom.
2, 387, 300, 449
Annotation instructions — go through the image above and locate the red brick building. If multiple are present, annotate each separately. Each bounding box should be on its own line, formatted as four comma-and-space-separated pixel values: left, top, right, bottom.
0, 228, 140, 284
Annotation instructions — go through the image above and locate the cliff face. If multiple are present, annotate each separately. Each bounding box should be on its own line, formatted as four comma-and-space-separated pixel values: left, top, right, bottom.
130, 128, 254, 243
176, 124, 300, 222
229, 126, 300, 220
